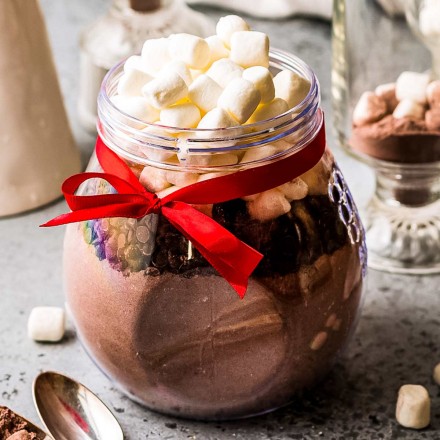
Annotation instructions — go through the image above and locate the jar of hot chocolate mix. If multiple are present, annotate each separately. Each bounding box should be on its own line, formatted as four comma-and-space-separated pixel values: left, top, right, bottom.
57, 19, 366, 420
332, 0, 440, 273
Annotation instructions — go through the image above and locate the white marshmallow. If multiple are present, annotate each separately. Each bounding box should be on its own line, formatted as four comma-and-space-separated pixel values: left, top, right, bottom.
427, 80, 440, 108
278, 178, 308, 201
141, 38, 171, 74
117, 69, 153, 97
230, 31, 270, 68
28, 307, 65, 342
274, 70, 311, 108
433, 363, 440, 385
111, 96, 160, 123
206, 59, 243, 88
241, 145, 279, 163
190, 69, 204, 81
159, 60, 193, 86
218, 78, 261, 123
395, 71, 430, 104
248, 189, 291, 222
216, 15, 250, 47
140, 125, 176, 162
242, 66, 275, 103
396, 385, 430, 429
197, 107, 239, 130
142, 71, 188, 109
375, 82, 398, 113
189, 75, 223, 113
168, 33, 210, 70
156, 185, 182, 199
198, 171, 231, 182
247, 98, 289, 124
165, 170, 199, 187
124, 55, 150, 74
352, 91, 387, 126
139, 166, 170, 192
205, 35, 230, 65
393, 99, 425, 120
180, 151, 238, 167
420, 4, 440, 37
160, 103, 201, 128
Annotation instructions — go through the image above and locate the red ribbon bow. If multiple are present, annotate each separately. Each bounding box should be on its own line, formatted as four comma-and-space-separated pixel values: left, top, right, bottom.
42, 120, 326, 298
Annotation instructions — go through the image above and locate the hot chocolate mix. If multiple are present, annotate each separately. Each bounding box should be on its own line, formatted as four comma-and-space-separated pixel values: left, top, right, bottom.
0, 407, 41, 440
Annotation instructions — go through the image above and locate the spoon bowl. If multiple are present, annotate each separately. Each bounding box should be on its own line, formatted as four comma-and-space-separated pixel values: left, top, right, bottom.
33, 371, 124, 440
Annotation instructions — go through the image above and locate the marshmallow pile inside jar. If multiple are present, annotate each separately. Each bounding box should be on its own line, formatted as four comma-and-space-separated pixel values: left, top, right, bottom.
107, 15, 315, 222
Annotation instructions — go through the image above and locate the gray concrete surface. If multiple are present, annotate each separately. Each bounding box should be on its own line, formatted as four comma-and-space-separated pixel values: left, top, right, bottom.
0, 1, 439, 438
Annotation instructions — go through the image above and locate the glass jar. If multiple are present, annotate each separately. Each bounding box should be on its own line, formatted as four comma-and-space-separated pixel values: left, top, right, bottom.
332, 0, 440, 274
78, 0, 213, 132
65, 49, 367, 420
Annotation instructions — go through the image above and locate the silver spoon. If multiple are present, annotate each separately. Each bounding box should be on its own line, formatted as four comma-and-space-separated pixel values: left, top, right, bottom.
33, 371, 124, 440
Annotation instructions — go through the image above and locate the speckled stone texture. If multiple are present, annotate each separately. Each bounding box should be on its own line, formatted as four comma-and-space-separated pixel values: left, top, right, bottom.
0, 1, 439, 439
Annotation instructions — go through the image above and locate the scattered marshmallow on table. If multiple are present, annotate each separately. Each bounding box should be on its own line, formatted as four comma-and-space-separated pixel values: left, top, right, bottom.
230, 31, 270, 68
28, 307, 65, 342
111, 96, 160, 123
160, 103, 201, 128
189, 75, 223, 113
248, 189, 291, 222
206, 59, 243, 88
216, 15, 250, 47
396, 384, 430, 429
247, 98, 289, 124
395, 71, 430, 104
352, 91, 387, 126
142, 70, 188, 109
242, 66, 275, 104
141, 38, 171, 74
393, 99, 425, 120
218, 78, 261, 123
168, 33, 210, 70
274, 70, 311, 108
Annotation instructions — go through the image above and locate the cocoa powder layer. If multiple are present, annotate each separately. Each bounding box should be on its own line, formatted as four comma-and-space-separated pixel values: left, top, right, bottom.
0, 407, 40, 439
351, 115, 440, 163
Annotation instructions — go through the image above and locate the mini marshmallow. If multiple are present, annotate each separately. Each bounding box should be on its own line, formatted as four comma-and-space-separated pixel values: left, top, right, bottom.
247, 189, 291, 222
165, 170, 199, 187
242, 66, 275, 104
247, 98, 289, 124
142, 71, 188, 109
117, 69, 153, 97
241, 145, 279, 163
28, 307, 65, 342
198, 171, 231, 182
197, 107, 239, 130
352, 91, 387, 126
301, 161, 329, 195
278, 178, 308, 201
207, 59, 243, 88
160, 60, 193, 86
420, 4, 440, 37
140, 125, 177, 162
139, 166, 170, 192
273, 70, 311, 108
396, 385, 430, 429
205, 35, 230, 65
395, 71, 430, 104
433, 363, 440, 385
375, 82, 398, 113
218, 78, 261, 123
124, 55, 149, 74
181, 152, 239, 167
168, 33, 210, 70
160, 103, 201, 128
141, 38, 171, 74
426, 109, 440, 130
111, 96, 160, 123
427, 80, 440, 108
393, 99, 425, 120
189, 75, 223, 113
216, 15, 250, 47
230, 31, 270, 68
156, 185, 182, 199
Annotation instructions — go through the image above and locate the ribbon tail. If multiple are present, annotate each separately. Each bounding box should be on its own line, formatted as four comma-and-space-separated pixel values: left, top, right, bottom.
162, 202, 263, 298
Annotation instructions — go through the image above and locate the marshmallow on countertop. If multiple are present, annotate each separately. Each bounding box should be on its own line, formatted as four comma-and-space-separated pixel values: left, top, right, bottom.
230, 31, 270, 69
117, 69, 153, 97
393, 99, 425, 120
375, 82, 399, 113
427, 80, 440, 108
396, 384, 430, 429
207, 58, 243, 88
247, 98, 289, 124
111, 96, 160, 123
189, 75, 223, 113
28, 307, 65, 342
242, 66, 275, 103
160, 103, 201, 128
142, 70, 188, 109
218, 78, 261, 123
395, 71, 430, 104
247, 189, 291, 222
273, 70, 311, 108
216, 15, 250, 47
168, 33, 210, 70
205, 35, 230, 65
352, 91, 387, 126
141, 38, 171, 74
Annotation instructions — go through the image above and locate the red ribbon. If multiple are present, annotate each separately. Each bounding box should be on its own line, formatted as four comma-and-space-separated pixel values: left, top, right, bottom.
42, 120, 326, 298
